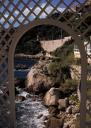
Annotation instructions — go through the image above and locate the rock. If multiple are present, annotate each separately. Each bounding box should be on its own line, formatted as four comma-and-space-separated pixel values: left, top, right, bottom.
43, 88, 60, 106
77, 81, 81, 101
74, 113, 80, 128
70, 124, 76, 128
15, 96, 25, 102
46, 116, 64, 128
64, 115, 80, 128
75, 113, 80, 120
72, 106, 80, 114
37, 114, 43, 119
86, 100, 91, 111
58, 98, 69, 111
15, 78, 25, 88
69, 99, 75, 105
26, 60, 53, 94
48, 106, 59, 116
43, 116, 48, 121
63, 124, 69, 128
66, 106, 72, 114
19, 91, 30, 98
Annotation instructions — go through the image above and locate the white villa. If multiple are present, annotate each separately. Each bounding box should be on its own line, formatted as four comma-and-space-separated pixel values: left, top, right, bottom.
74, 39, 91, 63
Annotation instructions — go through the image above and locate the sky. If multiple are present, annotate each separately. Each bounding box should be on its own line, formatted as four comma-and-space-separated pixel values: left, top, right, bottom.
0, 0, 86, 29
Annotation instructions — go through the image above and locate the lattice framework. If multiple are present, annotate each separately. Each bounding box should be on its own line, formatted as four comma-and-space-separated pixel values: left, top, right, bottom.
0, 0, 91, 128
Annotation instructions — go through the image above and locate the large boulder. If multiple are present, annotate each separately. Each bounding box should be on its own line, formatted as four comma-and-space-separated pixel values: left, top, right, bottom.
72, 105, 80, 114
26, 60, 53, 94
43, 87, 60, 106
66, 106, 72, 114
58, 98, 69, 111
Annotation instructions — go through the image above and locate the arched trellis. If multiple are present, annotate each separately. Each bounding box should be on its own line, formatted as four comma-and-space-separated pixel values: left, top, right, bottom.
9, 19, 87, 128
0, 0, 91, 128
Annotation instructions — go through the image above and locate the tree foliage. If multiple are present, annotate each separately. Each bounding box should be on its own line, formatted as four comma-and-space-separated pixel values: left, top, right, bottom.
48, 39, 74, 84
15, 40, 43, 55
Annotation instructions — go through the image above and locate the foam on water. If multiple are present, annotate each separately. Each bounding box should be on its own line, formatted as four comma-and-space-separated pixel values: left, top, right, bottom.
16, 95, 49, 128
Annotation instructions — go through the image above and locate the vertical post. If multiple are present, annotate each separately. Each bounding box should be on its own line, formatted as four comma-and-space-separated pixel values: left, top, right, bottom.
80, 49, 87, 128
8, 53, 16, 128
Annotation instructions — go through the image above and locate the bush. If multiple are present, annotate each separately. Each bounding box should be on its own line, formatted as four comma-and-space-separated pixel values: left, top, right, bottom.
48, 39, 74, 84
50, 39, 74, 67
63, 79, 78, 90
48, 61, 60, 77
69, 93, 80, 106
59, 79, 78, 96
48, 62, 71, 85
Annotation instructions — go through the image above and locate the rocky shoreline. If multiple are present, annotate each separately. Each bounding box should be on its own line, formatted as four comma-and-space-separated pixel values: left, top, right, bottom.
0, 57, 81, 128
14, 57, 81, 128
15, 86, 80, 128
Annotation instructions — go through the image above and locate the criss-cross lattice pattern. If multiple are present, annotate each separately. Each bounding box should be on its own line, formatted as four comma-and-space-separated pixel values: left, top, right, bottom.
0, 0, 91, 128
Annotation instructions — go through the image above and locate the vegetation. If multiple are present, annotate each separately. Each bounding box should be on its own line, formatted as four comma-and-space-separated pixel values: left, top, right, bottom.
69, 92, 80, 106
60, 79, 78, 91
15, 2, 91, 55
14, 2, 91, 91
15, 40, 43, 55
48, 39, 74, 84
47, 38, 80, 93
15, 25, 69, 54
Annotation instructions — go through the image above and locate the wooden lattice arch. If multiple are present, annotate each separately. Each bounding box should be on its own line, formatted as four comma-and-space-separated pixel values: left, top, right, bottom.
0, 0, 91, 128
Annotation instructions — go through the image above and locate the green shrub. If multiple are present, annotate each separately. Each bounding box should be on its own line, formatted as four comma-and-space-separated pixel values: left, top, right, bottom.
48, 39, 74, 84
60, 79, 78, 91
50, 39, 74, 67
69, 93, 80, 106
48, 61, 60, 76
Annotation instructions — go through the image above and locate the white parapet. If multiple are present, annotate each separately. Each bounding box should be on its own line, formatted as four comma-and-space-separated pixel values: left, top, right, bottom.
40, 36, 71, 52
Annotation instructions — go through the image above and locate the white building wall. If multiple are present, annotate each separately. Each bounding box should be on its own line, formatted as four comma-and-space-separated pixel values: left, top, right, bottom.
74, 41, 91, 62
40, 36, 71, 52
